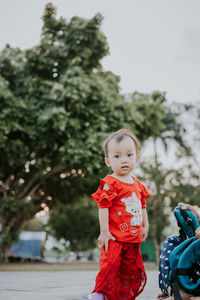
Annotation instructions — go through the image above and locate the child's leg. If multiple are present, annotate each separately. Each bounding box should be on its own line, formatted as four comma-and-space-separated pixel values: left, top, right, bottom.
92, 240, 123, 300
118, 243, 146, 300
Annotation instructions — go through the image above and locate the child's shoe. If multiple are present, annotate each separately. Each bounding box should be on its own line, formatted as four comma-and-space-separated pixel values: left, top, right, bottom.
88, 292, 104, 300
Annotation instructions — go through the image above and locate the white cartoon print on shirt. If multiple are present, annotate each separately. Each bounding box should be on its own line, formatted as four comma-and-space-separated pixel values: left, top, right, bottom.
121, 192, 142, 226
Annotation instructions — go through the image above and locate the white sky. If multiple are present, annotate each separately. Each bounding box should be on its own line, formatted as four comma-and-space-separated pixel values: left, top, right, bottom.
1, 0, 200, 103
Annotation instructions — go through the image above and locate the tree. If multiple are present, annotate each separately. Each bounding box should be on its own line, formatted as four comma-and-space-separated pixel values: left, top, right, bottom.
48, 203, 99, 252
140, 160, 200, 264
137, 101, 199, 263
0, 3, 169, 261
139, 161, 174, 263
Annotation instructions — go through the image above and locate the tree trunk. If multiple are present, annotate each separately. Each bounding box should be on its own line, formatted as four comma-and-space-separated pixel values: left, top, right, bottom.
0, 203, 41, 263
0, 243, 10, 263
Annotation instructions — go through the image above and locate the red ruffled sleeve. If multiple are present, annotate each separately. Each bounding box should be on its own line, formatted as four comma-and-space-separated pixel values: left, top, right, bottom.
92, 177, 118, 208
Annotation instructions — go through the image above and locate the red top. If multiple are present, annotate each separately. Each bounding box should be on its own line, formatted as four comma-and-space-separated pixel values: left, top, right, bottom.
92, 175, 150, 243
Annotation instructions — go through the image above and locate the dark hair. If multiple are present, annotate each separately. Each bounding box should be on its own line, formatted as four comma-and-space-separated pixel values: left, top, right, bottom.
103, 129, 140, 159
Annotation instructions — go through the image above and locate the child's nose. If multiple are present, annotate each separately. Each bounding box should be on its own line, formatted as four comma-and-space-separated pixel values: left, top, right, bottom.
121, 157, 128, 163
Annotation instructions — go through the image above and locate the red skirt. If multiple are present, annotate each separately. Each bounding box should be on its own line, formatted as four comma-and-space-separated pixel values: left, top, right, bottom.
93, 241, 146, 300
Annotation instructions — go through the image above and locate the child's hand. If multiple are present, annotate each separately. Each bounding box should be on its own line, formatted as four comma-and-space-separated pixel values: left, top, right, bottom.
142, 226, 148, 243
98, 231, 116, 252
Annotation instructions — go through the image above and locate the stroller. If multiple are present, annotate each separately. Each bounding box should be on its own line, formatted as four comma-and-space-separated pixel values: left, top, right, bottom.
158, 206, 200, 300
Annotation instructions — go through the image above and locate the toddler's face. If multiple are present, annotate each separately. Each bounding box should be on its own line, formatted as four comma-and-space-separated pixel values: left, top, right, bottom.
105, 136, 137, 176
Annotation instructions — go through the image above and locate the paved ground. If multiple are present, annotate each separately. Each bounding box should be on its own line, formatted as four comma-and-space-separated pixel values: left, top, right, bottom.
0, 270, 159, 300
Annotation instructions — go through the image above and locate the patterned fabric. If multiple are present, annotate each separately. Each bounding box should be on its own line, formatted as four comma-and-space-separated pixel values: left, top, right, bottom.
159, 235, 200, 295
159, 236, 182, 294
92, 175, 150, 243
93, 240, 146, 300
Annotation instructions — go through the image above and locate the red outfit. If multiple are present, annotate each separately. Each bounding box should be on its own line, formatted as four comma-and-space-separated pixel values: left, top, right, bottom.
92, 175, 150, 300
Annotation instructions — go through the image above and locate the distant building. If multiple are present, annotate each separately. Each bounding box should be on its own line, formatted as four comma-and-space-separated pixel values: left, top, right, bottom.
7, 231, 46, 262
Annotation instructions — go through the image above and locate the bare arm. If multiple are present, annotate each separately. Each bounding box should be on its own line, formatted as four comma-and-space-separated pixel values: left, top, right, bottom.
98, 208, 115, 252
142, 208, 149, 243
97, 182, 116, 252
98, 208, 109, 233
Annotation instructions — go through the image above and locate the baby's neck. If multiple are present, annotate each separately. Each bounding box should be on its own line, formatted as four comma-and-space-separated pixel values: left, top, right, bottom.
112, 173, 134, 183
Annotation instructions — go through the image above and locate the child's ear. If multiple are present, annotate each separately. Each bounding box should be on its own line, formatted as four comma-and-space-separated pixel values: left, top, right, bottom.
105, 157, 110, 167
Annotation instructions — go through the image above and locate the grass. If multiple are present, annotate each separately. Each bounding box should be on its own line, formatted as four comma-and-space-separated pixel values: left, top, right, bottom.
0, 261, 158, 272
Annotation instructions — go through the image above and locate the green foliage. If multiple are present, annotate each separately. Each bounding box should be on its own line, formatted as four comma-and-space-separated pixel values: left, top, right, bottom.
49, 203, 99, 251
0, 3, 171, 259
129, 91, 167, 140
167, 165, 200, 209
140, 146, 199, 264
23, 218, 44, 231
137, 101, 197, 263
139, 161, 171, 244
0, 197, 20, 213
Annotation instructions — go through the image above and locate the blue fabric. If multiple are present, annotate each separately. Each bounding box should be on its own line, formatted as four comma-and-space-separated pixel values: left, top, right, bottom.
174, 207, 200, 238
9, 239, 42, 259
159, 236, 200, 295
177, 238, 200, 292
159, 207, 200, 296
169, 236, 196, 281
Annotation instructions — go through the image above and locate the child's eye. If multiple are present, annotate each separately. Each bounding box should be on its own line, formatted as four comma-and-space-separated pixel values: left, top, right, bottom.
128, 153, 133, 157
114, 155, 119, 158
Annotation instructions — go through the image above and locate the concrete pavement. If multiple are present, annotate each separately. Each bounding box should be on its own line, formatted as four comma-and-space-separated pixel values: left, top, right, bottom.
0, 270, 160, 300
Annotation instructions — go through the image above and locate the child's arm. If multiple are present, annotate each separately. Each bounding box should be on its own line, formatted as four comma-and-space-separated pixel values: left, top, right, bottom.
142, 208, 149, 243
98, 208, 116, 252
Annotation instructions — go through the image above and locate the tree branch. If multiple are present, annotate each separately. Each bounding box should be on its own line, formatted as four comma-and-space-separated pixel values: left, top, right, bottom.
19, 182, 41, 204
17, 174, 39, 199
